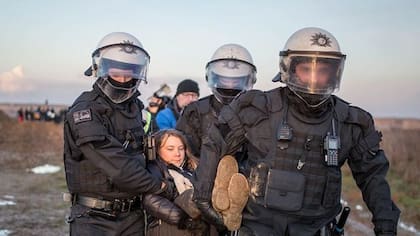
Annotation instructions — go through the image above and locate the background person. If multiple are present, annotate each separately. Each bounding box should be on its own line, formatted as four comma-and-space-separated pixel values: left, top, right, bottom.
156, 79, 199, 130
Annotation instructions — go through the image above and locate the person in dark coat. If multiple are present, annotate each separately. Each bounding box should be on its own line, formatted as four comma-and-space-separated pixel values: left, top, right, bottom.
63, 32, 176, 236
192, 27, 400, 236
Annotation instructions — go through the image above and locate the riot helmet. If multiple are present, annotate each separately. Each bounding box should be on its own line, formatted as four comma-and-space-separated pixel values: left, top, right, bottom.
273, 27, 346, 107
85, 32, 150, 103
206, 44, 256, 104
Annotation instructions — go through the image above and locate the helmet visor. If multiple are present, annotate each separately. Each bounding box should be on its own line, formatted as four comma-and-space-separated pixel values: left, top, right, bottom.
286, 56, 344, 95
206, 60, 255, 91
98, 57, 148, 82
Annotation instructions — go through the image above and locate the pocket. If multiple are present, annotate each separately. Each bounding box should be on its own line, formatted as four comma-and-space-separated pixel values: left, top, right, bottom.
79, 161, 111, 192
69, 204, 91, 235
264, 169, 306, 211
322, 169, 341, 208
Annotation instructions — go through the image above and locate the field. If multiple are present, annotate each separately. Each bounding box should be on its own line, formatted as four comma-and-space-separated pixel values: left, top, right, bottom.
0, 110, 419, 235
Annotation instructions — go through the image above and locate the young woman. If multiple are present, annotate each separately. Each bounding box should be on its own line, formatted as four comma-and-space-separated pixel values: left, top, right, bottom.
143, 129, 209, 236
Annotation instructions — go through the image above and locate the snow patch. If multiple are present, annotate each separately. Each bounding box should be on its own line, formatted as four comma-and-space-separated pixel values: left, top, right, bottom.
30, 164, 60, 174
0, 230, 11, 236
355, 204, 363, 211
399, 221, 420, 235
2, 195, 14, 199
0, 200, 15, 206
340, 198, 348, 206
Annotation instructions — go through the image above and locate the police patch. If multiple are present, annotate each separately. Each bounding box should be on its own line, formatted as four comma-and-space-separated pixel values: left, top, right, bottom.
119, 40, 138, 54
73, 109, 92, 124
310, 32, 332, 47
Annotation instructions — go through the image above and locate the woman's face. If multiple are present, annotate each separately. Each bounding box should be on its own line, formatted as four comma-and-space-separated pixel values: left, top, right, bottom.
158, 135, 185, 167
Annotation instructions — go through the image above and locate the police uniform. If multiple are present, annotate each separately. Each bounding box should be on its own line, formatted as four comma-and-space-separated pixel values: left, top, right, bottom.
176, 95, 223, 158
193, 87, 400, 235
64, 84, 163, 235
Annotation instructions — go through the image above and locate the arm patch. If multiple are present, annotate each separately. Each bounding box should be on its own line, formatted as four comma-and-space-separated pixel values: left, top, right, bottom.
73, 109, 92, 124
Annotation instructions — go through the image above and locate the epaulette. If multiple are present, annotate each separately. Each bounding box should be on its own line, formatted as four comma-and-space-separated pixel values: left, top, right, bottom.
196, 96, 211, 115
265, 87, 284, 113
335, 96, 374, 130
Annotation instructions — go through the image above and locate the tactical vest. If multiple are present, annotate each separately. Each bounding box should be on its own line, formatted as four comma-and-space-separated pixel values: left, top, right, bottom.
64, 89, 146, 198
196, 96, 219, 140
245, 88, 350, 218
191, 96, 247, 163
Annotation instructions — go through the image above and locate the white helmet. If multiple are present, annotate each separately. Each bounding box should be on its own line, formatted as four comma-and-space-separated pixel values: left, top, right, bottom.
273, 27, 346, 106
206, 43, 257, 104
85, 32, 150, 103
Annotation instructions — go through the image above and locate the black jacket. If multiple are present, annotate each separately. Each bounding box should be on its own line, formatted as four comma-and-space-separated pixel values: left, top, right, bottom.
176, 95, 223, 157
193, 87, 400, 235
144, 159, 187, 225
63, 84, 162, 199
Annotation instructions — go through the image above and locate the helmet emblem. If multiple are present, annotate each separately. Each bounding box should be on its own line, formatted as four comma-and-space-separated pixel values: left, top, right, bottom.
119, 40, 138, 54
223, 60, 240, 69
310, 33, 332, 47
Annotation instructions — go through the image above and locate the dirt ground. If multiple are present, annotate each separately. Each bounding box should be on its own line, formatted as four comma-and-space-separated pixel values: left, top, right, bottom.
0, 115, 69, 235
0, 113, 419, 235
0, 168, 69, 236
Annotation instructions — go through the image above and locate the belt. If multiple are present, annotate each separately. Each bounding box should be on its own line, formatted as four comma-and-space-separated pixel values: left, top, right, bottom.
72, 194, 142, 213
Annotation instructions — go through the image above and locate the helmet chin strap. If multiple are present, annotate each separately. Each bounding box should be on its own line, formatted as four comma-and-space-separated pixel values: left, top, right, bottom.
290, 88, 330, 108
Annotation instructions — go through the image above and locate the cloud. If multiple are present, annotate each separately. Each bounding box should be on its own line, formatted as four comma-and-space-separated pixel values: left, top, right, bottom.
0, 65, 34, 93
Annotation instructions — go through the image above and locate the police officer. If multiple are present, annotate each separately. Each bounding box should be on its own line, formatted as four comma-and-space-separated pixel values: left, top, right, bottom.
63, 32, 176, 236
176, 44, 257, 158
192, 27, 400, 235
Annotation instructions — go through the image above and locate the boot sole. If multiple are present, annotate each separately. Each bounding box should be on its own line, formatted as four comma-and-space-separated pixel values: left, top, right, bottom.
224, 173, 250, 231
212, 155, 238, 211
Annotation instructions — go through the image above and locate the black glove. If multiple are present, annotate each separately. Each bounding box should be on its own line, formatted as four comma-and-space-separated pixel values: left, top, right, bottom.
194, 199, 226, 232
174, 189, 201, 218
177, 214, 208, 232
374, 220, 397, 236
157, 179, 178, 201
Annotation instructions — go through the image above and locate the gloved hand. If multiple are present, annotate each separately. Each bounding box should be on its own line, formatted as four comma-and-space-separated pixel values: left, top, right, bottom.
157, 179, 178, 201
195, 199, 226, 232
374, 220, 397, 236
177, 214, 208, 232
174, 189, 201, 218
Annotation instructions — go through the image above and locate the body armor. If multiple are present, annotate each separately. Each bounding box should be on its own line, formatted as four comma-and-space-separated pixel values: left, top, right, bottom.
243, 87, 344, 219
64, 85, 160, 200
176, 95, 223, 157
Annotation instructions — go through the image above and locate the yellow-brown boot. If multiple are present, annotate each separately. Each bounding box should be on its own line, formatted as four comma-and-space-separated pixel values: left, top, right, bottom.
212, 155, 238, 212
222, 173, 250, 231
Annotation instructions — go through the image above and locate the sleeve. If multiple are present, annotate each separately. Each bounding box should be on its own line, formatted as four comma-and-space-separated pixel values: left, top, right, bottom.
68, 102, 162, 195
143, 193, 186, 225
156, 109, 174, 130
346, 107, 400, 234
192, 90, 266, 201
176, 103, 202, 157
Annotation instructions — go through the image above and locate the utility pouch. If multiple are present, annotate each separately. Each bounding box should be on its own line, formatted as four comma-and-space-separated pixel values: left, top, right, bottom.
264, 169, 305, 211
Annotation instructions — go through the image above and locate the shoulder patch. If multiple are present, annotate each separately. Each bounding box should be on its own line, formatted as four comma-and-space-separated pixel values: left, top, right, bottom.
73, 109, 92, 124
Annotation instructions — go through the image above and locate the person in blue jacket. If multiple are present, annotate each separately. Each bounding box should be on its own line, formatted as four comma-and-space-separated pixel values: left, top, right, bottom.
156, 79, 199, 130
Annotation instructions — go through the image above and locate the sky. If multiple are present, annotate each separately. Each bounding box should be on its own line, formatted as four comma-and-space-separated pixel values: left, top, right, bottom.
0, 0, 419, 118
